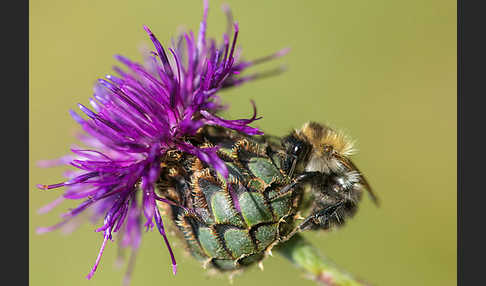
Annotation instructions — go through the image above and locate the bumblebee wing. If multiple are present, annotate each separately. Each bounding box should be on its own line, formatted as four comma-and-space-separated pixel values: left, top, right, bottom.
339, 156, 380, 206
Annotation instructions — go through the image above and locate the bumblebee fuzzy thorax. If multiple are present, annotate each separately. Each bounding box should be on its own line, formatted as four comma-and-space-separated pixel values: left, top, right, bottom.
295, 122, 355, 174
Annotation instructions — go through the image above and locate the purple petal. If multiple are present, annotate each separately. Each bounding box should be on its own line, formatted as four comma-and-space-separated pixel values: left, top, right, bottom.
86, 229, 111, 280
142, 184, 155, 230
179, 142, 228, 178
144, 25, 173, 78
228, 184, 241, 213
36, 220, 69, 234
37, 196, 65, 214
155, 208, 177, 275
200, 109, 263, 135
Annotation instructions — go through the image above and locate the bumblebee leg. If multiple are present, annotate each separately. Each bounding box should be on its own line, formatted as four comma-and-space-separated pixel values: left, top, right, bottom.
269, 171, 322, 201
294, 201, 345, 233
287, 153, 298, 178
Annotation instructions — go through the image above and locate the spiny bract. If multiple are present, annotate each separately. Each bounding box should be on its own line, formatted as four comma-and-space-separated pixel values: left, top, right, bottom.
157, 126, 303, 271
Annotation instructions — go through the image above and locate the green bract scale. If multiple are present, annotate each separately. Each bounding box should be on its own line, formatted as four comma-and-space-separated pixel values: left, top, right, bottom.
156, 126, 303, 271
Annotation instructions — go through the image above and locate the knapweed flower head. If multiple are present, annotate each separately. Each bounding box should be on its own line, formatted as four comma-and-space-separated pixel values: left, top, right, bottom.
37, 0, 287, 283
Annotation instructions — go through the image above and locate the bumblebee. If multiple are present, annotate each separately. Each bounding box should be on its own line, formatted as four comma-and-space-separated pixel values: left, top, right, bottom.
272, 121, 379, 232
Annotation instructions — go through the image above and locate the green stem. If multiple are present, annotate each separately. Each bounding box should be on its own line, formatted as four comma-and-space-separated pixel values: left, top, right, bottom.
275, 234, 370, 286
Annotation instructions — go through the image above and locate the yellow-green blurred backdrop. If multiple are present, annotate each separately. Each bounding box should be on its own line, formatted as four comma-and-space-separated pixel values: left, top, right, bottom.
30, 0, 456, 285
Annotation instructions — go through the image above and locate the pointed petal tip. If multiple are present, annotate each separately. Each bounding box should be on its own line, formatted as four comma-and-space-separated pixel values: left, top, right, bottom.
36, 227, 49, 235
143, 25, 152, 34
78, 103, 96, 118
203, 0, 209, 14
36, 184, 48, 190
69, 109, 84, 124
172, 264, 177, 275
114, 54, 127, 62
277, 47, 291, 57
37, 196, 65, 214
36, 160, 48, 168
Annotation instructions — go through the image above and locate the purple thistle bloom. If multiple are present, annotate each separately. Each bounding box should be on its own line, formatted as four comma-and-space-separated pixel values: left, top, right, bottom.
36, 0, 287, 284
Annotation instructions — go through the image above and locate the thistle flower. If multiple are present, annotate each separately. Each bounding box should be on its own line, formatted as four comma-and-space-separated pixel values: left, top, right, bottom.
36, 0, 287, 283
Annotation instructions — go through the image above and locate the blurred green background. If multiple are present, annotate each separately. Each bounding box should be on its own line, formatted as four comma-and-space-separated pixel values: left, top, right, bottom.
30, 0, 456, 285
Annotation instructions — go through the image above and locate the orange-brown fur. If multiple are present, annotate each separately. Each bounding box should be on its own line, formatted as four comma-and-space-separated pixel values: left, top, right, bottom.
297, 122, 355, 157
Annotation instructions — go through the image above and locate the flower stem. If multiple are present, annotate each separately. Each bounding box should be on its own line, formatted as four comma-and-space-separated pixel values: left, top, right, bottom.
275, 234, 370, 286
